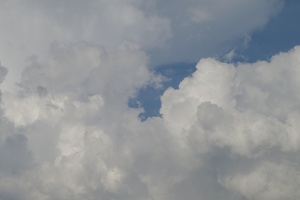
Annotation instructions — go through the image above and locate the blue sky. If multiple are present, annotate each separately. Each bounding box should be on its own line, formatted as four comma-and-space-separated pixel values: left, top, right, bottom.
0, 1, 300, 199
241, 0, 300, 61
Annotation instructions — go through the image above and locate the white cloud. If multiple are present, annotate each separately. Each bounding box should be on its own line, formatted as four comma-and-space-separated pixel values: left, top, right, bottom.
0, 41, 162, 199
158, 46, 300, 199
1, 41, 300, 199
162, 46, 300, 156
223, 49, 237, 61
0, 1, 299, 199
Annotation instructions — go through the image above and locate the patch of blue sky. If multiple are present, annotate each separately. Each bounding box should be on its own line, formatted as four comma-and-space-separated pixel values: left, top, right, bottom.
129, 63, 196, 120
233, 0, 300, 63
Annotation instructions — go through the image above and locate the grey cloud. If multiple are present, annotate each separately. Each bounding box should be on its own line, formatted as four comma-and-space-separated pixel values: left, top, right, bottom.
0, 0, 171, 51
0, 0, 170, 90
151, 0, 284, 65
0, 134, 34, 175
0, 64, 7, 85
0, 63, 8, 101
0, 0, 284, 90
220, 161, 300, 200
20, 42, 151, 102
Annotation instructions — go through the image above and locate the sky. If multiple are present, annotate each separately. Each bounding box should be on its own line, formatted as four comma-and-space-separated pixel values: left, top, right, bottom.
0, 0, 300, 200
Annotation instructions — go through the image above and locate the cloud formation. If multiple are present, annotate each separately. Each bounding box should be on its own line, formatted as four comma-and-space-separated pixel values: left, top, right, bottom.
0, 0, 284, 89
0, 0, 298, 199
0, 0, 169, 90
160, 46, 300, 199
1, 39, 300, 199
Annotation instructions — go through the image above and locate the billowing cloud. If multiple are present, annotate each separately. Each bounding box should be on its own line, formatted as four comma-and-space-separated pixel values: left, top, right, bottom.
0, 0, 298, 199
0, 37, 300, 199
159, 46, 300, 199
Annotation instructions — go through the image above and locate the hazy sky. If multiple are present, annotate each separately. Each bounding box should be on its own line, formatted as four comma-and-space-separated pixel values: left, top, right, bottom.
0, 0, 300, 199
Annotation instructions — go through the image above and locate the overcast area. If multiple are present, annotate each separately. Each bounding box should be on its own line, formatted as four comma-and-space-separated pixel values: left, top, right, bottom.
0, 0, 300, 199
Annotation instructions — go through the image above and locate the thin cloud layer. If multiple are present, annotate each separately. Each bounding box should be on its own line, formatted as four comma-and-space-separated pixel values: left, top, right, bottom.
1, 42, 300, 199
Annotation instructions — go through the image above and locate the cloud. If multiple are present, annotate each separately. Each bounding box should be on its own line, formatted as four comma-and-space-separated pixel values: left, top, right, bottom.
158, 45, 300, 199
220, 161, 300, 200
162, 46, 300, 154
151, 0, 284, 64
0, 41, 166, 199
0, 0, 170, 90
0, 38, 300, 200
0, 0, 284, 89
0, 1, 298, 199
223, 49, 237, 61
188, 7, 213, 23
0, 64, 7, 85
0, 0, 171, 51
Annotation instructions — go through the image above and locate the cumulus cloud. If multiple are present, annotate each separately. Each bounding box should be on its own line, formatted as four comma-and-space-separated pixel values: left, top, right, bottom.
0, 0, 299, 199
1, 38, 300, 200
159, 46, 300, 199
